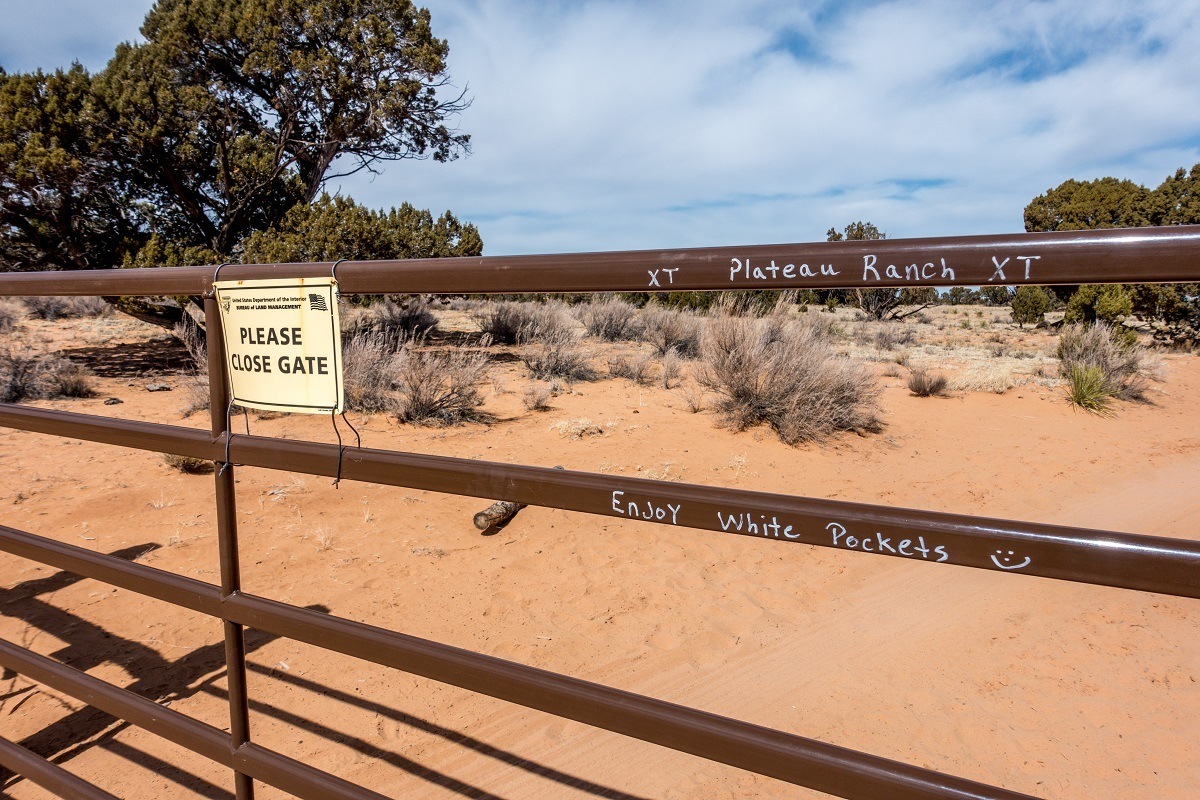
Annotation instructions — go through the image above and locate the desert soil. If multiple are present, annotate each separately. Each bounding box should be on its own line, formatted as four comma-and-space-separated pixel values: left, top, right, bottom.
1, 307, 1197, 800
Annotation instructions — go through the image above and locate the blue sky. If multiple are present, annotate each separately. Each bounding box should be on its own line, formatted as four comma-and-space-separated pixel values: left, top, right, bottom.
2, 0, 1199, 255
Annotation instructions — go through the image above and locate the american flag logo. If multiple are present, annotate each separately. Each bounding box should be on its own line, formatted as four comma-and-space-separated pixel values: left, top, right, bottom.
308, 293, 328, 311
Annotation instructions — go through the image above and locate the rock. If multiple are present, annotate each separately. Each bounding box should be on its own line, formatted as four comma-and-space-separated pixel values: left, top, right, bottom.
145, 382, 172, 392
103, 397, 123, 406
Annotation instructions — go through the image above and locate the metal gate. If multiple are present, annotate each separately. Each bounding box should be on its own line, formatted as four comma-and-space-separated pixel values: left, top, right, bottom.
1, 226, 1198, 800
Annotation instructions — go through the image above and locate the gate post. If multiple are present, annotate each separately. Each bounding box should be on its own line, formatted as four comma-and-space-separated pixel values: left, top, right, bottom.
204, 296, 255, 800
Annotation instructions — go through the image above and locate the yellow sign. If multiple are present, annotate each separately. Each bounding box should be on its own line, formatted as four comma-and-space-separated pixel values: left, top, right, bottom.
212, 277, 343, 414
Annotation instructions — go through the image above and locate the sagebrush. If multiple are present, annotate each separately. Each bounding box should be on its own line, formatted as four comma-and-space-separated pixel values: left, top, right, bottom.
472, 300, 573, 344
0, 350, 96, 402
521, 326, 595, 381
0, 299, 25, 332
395, 337, 490, 424
639, 306, 703, 357
575, 296, 641, 341
341, 330, 405, 413
697, 316, 881, 445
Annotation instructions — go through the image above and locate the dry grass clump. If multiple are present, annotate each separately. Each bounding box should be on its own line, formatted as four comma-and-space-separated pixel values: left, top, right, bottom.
608, 352, 655, 384
23, 296, 73, 320
21, 296, 108, 320
679, 384, 705, 413
162, 453, 214, 474
355, 297, 439, 338
575, 296, 641, 341
906, 369, 949, 397
551, 418, 607, 439
65, 296, 110, 317
521, 326, 595, 381
173, 321, 211, 416
948, 362, 1018, 394
1057, 322, 1153, 408
472, 300, 573, 344
0, 349, 96, 402
0, 299, 26, 332
795, 313, 840, 343
871, 323, 916, 350
639, 306, 703, 357
343, 328, 492, 422
697, 316, 881, 445
394, 338, 490, 425
341, 330, 405, 413
660, 350, 683, 389
521, 382, 552, 411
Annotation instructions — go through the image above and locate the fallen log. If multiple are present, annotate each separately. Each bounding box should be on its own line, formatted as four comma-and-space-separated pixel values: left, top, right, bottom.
472, 465, 562, 531
473, 500, 526, 530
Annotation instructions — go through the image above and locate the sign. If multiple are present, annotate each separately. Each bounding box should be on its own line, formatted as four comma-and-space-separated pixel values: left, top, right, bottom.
212, 277, 343, 414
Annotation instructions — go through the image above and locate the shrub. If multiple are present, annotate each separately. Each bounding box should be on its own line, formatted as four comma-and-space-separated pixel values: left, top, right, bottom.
521, 327, 595, 381
472, 300, 573, 344
0, 299, 23, 333
697, 316, 881, 445
65, 296, 110, 317
660, 350, 683, 389
608, 352, 654, 384
1057, 322, 1152, 406
871, 323, 916, 350
521, 382, 552, 411
907, 369, 949, 397
23, 296, 73, 321
1010, 286, 1054, 327
173, 321, 210, 416
1065, 284, 1133, 325
575, 296, 640, 341
0, 350, 96, 402
363, 297, 439, 337
342, 331, 404, 413
639, 306, 703, 357
679, 384, 704, 413
395, 338, 490, 425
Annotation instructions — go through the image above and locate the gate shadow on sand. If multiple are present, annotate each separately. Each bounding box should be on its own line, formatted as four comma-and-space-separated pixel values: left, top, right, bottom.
0, 547, 650, 800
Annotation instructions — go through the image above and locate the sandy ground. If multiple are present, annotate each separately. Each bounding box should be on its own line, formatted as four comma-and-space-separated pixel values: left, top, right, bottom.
0, 307, 1198, 800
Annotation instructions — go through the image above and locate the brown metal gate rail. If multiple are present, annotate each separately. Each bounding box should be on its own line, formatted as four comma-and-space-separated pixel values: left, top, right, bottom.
1, 226, 1198, 800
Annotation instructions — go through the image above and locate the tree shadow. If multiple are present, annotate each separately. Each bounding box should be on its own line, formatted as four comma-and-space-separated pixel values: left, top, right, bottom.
60, 338, 194, 378
0, 550, 649, 800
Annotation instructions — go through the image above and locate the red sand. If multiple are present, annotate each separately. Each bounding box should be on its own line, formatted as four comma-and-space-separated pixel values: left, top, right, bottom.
1, 316, 1197, 799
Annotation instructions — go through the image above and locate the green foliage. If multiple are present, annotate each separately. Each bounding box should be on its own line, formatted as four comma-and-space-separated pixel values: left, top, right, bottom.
1064, 365, 1111, 413
1064, 284, 1133, 325
825, 222, 934, 320
0, 66, 136, 270
944, 286, 980, 305
1, 0, 474, 302
1024, 177, 1152, 231
1024, 166, 1200, 345
1010, 285, 1053, 327
95, 0, 470, 255
1145, 164, 1200, 225
241, 194, 482, 263
979, 285, 1013, 306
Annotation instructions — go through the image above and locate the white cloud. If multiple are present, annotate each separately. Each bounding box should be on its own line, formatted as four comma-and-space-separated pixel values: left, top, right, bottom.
4, 0, 1199, 254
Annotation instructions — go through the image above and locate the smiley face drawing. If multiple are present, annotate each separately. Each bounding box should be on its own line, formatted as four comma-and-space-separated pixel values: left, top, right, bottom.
990, 549, 1031, 570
